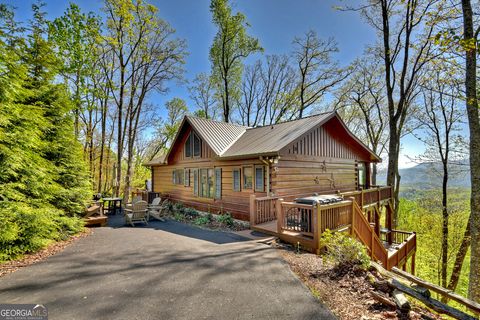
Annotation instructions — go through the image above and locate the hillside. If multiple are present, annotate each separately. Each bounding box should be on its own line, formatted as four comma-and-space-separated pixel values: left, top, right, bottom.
376, 161, 471, 189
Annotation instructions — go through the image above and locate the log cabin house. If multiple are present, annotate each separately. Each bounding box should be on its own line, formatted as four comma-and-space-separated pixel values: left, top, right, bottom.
147, 111, 417, 271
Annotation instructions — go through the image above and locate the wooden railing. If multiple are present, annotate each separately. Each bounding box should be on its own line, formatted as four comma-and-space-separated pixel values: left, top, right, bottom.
278, 202, 314, 237
380, 229, 414, 245
385, 232, 417, 270
250, 195, 279, 225
350, 200, 389, 267
318, 201, 352, 233
340, 186, 392, 208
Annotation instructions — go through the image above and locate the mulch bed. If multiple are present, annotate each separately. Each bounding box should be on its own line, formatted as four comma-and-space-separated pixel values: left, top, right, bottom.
166, 212, 249, 232
278, 245, 441, 320
0, 229, 92, 278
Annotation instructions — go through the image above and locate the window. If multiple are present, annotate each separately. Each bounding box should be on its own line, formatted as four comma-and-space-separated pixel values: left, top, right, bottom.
200, 168, 214, 198
185, 134, 192, 158
232, 168, 241, 192
357, 162, 366, 189
215, 168, 222, 199
243, 166, 253, 189
193, 133, 201, 157
185, 132, 201, 158
172, 169, 184, 185
184, 168, 190, 186
255, 166, 264, 192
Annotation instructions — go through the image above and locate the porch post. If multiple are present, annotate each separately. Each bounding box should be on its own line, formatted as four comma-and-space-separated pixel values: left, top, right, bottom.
276, 198, 284, 235
249, 194, 256, 227
386, 200, 393, 244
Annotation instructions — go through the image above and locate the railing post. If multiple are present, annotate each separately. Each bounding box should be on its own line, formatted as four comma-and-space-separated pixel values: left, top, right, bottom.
361, 189, 364, 208
276, 198, 284, 234
350, 197, 355, 236
313, 205, 320, 254
249, 194, 256, 226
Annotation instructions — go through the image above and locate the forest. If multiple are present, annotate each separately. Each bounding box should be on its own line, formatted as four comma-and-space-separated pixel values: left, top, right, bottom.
0, 0, 479, 307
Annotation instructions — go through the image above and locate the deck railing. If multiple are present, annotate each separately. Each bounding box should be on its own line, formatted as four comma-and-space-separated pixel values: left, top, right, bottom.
386, 232, 417, 270
249, 195, 279, 225
340, 186, 392, 208
278, 202, 314, 237
318, 201, 352, 233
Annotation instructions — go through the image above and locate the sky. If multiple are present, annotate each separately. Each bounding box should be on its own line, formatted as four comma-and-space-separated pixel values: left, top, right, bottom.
6, 0, 424, 168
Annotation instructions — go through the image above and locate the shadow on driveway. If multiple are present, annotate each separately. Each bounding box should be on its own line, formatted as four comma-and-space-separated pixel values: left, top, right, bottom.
106, 214, 251, 245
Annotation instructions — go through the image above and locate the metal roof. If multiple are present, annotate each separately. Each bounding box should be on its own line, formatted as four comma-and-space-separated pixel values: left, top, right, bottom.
186, 116, 248, 155
146, 111, 381, 166
220, 112, 334, 158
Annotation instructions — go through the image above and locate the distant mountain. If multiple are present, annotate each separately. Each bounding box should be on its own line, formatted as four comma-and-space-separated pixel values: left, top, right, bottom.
376, 160, 471, 189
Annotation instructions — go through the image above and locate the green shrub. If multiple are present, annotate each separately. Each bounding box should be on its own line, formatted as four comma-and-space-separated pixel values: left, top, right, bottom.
183, 207, 199, 218
194, 216, 210, 225
173, 202, 185, 214
320, 229, 370, 271
0, 202, 84, 262
216, 213, 234, 227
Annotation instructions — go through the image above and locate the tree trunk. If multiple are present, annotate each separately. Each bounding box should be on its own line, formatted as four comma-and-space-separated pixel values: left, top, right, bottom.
115, 65, 125, 197
441, 161, 449, 288
97, 98, 107, 193
461, 0, 480, 302
386, 120, 400, 227
447, 221, 471, 292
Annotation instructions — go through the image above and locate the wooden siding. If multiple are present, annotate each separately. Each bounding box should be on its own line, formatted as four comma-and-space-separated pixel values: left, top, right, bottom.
282, 125, 357, 159
271, 156, 357, 199
168, 126, 214, 164
153, 157, 267, 221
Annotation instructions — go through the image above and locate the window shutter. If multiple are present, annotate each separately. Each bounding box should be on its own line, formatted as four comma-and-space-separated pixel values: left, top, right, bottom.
193, 169, 198, 196
232, 169, 240, 192
255, 166, 264, 192
215, 168, 222, 199
184, 168, 190, 186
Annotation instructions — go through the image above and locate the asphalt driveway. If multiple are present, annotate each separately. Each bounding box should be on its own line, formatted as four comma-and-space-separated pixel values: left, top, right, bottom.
0, 217, 335, 320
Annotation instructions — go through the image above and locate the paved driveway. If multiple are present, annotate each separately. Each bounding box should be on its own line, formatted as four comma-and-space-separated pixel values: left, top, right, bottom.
0, 217, 335, 320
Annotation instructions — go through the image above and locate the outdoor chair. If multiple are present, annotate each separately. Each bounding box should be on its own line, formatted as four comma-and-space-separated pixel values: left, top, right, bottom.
125, 195, 143, 210
148, 199, 169, 222
124, 200, 148, 226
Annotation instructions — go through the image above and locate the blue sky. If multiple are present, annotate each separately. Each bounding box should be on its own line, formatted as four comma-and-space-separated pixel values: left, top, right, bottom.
6, 0, 423, 168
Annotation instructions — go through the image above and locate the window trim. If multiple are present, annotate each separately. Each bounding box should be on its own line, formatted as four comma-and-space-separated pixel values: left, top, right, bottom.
184, 168, 190, 187
242, 165, 253, 190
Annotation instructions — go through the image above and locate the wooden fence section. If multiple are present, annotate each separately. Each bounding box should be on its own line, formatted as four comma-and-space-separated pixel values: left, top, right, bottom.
249, 195, 279, 225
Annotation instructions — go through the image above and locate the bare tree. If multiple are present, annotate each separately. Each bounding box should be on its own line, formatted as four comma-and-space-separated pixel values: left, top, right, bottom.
334, 56, 389, 184
413, 64, 466, 289
349, 0, 443, 224
237, 55, 299, 126
189, 72, 218, 119
292, 30, 347, 118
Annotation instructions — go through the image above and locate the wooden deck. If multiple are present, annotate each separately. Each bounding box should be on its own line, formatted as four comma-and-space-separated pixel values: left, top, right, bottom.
249, 186, 417, 271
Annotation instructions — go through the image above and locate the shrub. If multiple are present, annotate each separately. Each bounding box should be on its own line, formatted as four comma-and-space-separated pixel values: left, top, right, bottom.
194, 216, 210, 225
320, 229, 370, 271
0, 202, 83, 262
173, 202, 185, 214
216, 213, 234, 227
183, 207, 199, 218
